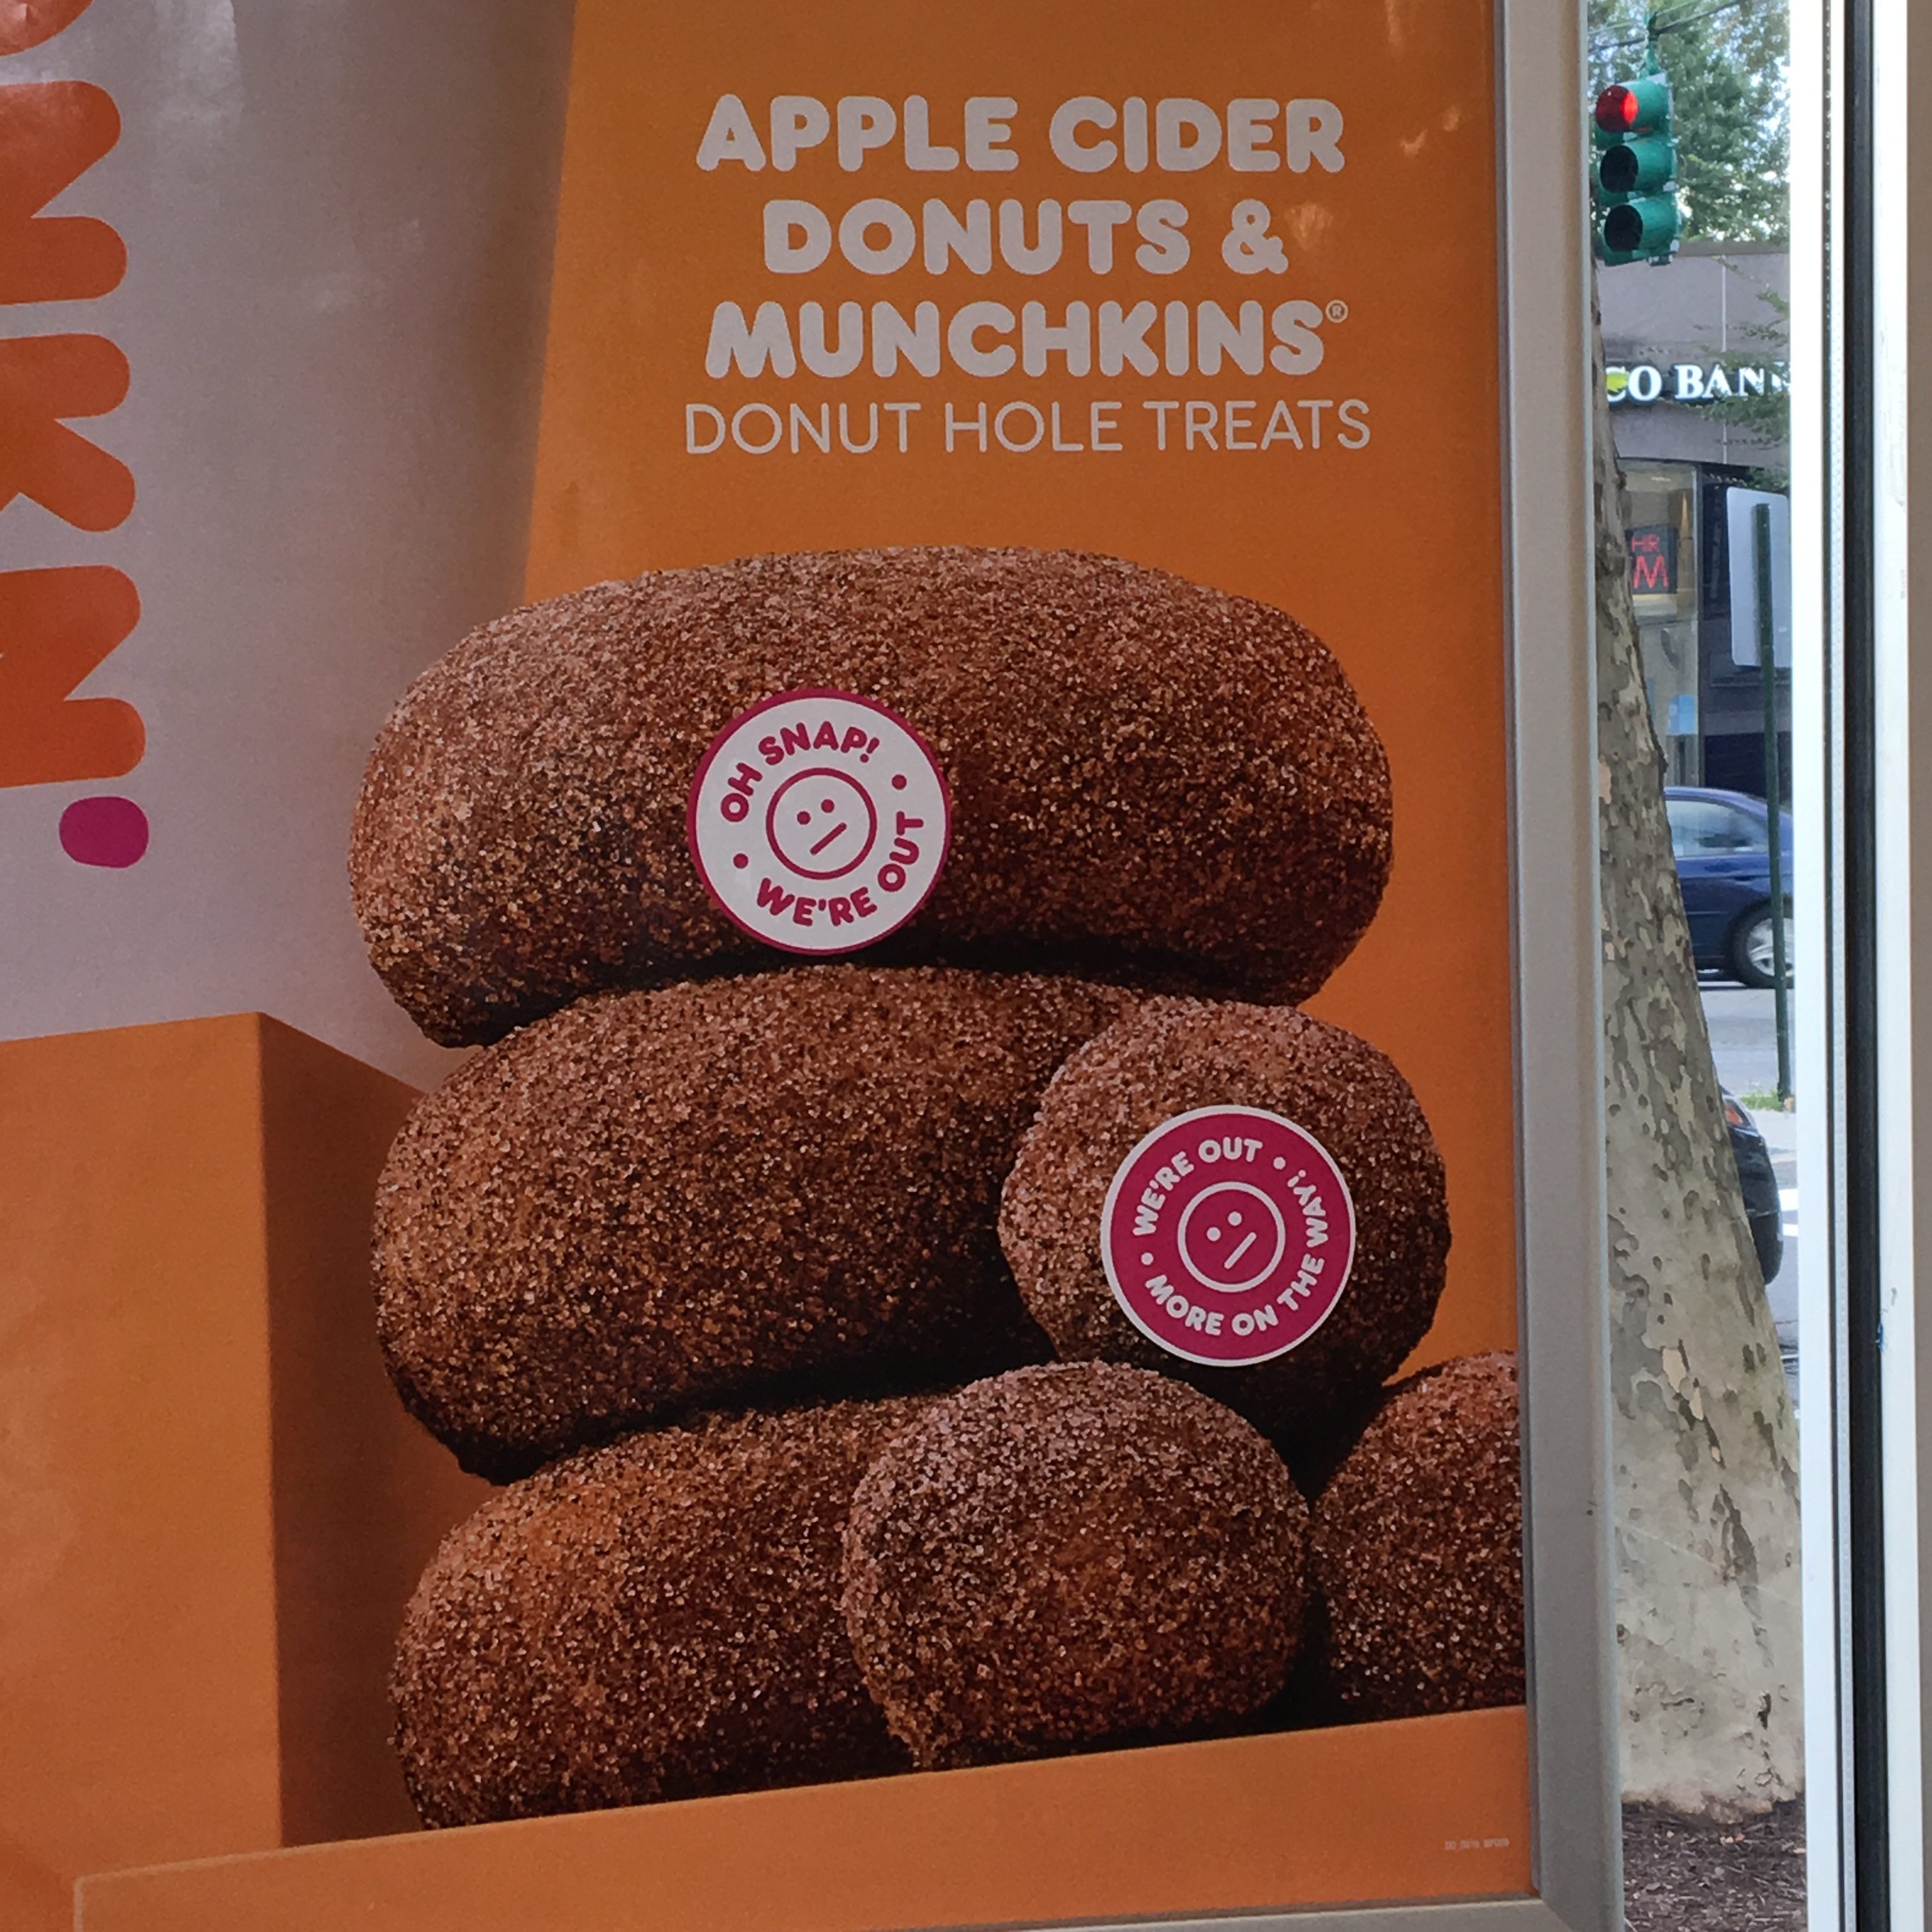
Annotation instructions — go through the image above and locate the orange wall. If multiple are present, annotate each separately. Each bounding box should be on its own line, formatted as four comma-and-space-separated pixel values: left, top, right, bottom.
0, 1016, 483, 1931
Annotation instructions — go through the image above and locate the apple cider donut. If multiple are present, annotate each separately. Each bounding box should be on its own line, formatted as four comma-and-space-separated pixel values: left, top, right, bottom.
374, 965, 1130, 1478
351, 546, 1392, 1045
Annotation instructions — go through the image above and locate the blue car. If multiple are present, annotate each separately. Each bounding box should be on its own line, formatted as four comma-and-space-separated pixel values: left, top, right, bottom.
1664, 786, 1795, 989
1721, 1085, 1784, 1284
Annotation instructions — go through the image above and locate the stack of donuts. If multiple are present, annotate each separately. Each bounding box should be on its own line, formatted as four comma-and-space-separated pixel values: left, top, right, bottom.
350, 547, 1523, 1828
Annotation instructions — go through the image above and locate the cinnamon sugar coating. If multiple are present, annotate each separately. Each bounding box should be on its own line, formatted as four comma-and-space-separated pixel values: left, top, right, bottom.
350, 547, 1392, 1045
841, 1363, 1308, 1768
392, 1400, 928, 1827
375, 966, 1130, 1479
999, 999, 1450, 1438
1310, 1352, 1524, 1717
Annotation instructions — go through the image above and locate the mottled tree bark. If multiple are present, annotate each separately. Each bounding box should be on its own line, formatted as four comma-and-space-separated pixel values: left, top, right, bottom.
1594, 291, 1803, 1816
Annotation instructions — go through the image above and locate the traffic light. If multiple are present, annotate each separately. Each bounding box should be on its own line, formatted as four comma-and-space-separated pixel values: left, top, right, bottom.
1591, 74, 1682, 264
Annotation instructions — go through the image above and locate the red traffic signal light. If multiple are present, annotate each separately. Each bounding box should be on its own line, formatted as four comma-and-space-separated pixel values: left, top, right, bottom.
1593, 76, 1672, 139
1595, 84, 1640, 134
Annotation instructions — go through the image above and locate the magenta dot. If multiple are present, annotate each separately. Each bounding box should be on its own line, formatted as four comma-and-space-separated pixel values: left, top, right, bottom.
820, 798, 835, 813
797, 810, 812, 825
732, 853, 749, 870
60, 795, 148, 868
891, 774, 908, 790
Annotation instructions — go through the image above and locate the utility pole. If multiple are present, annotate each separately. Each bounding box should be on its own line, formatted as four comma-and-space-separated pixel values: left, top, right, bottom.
1754, 502, 1791, 1101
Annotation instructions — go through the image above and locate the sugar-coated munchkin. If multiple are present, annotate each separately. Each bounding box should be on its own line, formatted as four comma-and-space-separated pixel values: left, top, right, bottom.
1310, 1351, 1524, 1717
999, 998, 1450, 1439
841, 1362, 1308, 1768
391, 1399, 928, 1826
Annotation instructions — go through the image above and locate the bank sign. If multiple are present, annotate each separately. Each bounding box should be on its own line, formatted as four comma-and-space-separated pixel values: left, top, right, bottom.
1607, 360, 1789, 404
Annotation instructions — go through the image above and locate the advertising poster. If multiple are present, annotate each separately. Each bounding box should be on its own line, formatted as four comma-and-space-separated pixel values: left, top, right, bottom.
1, 2, 1546, 1929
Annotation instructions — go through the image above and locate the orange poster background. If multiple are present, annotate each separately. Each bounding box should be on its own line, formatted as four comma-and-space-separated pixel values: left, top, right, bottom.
526, 0, 1514, 1377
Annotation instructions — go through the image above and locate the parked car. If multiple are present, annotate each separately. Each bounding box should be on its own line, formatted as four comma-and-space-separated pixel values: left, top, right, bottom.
1663, 785, 1795, 988
1722, 1085, 1784, 1285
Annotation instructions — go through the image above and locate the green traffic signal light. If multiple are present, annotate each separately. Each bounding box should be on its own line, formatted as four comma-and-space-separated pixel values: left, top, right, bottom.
1597, 134, 1676, 198
1602, 195, 1682, 257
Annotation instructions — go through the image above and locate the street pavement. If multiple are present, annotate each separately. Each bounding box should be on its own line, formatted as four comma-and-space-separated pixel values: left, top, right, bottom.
1703, 983, 1795, 1106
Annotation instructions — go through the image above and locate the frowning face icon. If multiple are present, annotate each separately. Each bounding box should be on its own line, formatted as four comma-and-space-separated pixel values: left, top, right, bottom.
1176, 1182, 1289, 1293
767, 768, 878, 880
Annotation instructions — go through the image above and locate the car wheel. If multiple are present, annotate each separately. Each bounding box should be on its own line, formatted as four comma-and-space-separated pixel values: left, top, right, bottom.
1749, 1206, 1784, 1285
1728, 905, 1793, 989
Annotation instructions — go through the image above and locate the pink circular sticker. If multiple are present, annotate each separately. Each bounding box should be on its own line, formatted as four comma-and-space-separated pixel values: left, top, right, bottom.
1100, 1105, 1358, 1368
687, 688, 951, 956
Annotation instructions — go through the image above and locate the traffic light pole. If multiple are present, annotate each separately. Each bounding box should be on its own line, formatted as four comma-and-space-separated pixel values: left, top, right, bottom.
1756, 502, 1791, 1101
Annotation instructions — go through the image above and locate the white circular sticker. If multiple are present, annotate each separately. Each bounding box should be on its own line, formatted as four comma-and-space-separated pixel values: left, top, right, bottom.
686, 688, 951, 956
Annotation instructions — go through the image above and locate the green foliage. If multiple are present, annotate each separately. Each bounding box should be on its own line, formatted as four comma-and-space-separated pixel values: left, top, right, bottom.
1588, 0, 1789, 243
1704, 283, 1790, 486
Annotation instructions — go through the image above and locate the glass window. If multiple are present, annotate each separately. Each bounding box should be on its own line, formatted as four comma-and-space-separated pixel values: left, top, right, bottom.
1666, 796, 1767, 854
1591, 0, 1805, 1922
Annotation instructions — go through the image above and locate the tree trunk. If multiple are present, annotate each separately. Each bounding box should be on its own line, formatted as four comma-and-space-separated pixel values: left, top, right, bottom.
1593, 285, 1804, 1816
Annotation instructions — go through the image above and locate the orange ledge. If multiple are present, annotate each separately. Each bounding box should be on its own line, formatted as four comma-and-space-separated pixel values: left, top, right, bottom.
78, 1705, 1532, 1932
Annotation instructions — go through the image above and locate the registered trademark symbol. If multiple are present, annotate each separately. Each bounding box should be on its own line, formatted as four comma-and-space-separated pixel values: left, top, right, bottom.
1326, 300, 1349, 324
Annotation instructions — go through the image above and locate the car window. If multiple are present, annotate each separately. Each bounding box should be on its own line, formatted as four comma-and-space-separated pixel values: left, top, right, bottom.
1666, 797, 1765, 856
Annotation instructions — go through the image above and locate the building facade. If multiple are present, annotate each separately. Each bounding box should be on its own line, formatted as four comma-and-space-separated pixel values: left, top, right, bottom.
1602, 241, 1790, 796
